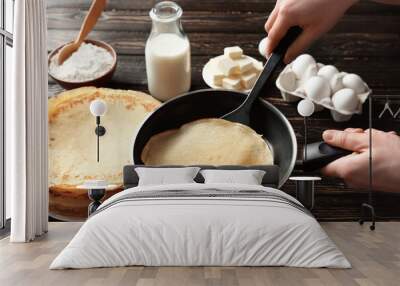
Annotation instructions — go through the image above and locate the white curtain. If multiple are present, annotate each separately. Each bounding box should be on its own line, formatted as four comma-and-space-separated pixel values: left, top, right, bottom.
7, 0, 48, 242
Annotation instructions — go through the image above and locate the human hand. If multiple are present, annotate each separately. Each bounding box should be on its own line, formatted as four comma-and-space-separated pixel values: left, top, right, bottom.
265, 0, 358, 63
321, 128, 400, 192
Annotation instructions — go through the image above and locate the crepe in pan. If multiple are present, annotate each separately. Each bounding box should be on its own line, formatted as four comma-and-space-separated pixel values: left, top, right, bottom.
141, 118, 273, 166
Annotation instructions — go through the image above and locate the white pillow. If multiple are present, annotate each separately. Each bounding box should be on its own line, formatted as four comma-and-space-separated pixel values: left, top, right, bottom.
135, 167, 200, 186
200, 169, 266, 185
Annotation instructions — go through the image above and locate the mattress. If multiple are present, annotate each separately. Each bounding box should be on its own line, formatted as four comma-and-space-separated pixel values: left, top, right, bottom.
50, 183, 350, 269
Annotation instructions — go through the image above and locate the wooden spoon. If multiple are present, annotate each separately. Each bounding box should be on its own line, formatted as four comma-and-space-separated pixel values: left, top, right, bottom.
57, 0, 107, 65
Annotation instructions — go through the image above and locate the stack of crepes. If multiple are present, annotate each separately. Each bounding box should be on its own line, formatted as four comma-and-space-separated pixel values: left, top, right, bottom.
48, 87, 160, 221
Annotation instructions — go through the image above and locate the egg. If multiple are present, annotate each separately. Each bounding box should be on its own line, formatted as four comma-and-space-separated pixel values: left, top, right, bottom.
332, 88, 359, 112
291, 54, 316, 79
301, 64, 318, 83
342, 73, 366, 94
317, 65, 339, 81
258, 37, 268, 58
304, 76, 331, 103
329, 73, 345, 94
297, 99, 315, 117
277, 70, 297, 92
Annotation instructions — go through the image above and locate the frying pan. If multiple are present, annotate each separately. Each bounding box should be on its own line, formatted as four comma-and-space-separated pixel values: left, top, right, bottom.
133, 27, 349, 187
133, 90, 296, 187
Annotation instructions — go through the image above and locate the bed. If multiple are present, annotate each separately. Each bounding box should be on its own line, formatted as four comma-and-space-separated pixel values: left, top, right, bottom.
50, 165, 350, 269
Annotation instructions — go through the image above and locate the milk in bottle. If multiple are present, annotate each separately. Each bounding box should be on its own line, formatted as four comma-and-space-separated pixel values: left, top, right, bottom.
145, 1, 191, 101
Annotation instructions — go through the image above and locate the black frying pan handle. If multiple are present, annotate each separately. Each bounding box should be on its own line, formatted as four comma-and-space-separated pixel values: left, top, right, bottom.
241, 26, 303, 111
273, 26, 303, 58
302, 141, 352, 171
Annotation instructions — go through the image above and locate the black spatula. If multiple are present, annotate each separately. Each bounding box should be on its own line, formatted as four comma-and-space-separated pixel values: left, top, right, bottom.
221, 26, 302, 125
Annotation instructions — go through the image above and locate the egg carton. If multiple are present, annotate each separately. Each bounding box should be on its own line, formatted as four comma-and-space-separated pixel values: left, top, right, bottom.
276, 55, 371, 122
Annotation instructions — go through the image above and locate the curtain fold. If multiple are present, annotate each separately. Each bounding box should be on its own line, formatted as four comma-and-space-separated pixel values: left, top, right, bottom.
8, 0, 48, 242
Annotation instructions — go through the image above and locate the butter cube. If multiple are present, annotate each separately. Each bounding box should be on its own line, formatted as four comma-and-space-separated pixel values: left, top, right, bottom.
253, 61, 264, 73
218, 56, 240, 76
236, 57, 254, 74
222, 76, 242, 90
241, 71, 258, 90
213, 72, 225, 86
207, 58, 225, 86
224, 46, 243, 60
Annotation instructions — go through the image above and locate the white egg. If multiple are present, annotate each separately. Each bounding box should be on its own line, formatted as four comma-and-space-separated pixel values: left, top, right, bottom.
258, 37, 268, 58
304, 76, 331, 103
297, 99, 315, 117
301, 64, 318, 83
291, 54, 316, 79
332, 88, 359, 112
317, 65, 339, 81
277, 70, 297, 92
342, 73, 366, 94
329, 73, 345, 94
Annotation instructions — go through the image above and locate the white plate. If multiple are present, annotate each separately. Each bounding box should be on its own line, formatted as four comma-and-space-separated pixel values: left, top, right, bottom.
202, 55, 261, 93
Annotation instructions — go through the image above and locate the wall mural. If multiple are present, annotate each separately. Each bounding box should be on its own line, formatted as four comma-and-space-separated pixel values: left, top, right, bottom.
47, 1, 400, 222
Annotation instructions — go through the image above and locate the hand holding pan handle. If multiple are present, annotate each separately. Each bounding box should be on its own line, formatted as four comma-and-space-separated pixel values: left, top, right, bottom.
302, 141, 352, 171
222, 26, 302, 125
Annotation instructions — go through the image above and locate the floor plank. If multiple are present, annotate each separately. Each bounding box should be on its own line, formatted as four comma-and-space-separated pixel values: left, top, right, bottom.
1, 222, 400, 286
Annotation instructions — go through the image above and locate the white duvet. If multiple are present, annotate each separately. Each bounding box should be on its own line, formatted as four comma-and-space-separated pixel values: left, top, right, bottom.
50, 183, 350, 269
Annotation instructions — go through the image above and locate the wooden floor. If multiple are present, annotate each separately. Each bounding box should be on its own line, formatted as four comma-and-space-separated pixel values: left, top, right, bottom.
0, 222, 399, 286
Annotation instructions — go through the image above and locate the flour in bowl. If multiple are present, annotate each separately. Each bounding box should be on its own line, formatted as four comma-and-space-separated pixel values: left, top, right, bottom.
50, 43, 114, 82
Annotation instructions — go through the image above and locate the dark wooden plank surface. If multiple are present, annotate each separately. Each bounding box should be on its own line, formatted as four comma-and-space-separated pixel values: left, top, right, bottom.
47, 0, 400, 221
46, 0, 400, 14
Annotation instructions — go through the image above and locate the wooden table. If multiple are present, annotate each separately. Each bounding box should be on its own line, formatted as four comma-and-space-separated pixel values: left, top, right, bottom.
46, 0, 400, 221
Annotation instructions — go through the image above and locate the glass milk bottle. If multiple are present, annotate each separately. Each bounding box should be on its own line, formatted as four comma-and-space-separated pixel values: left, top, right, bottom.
145, 1, 191, 101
